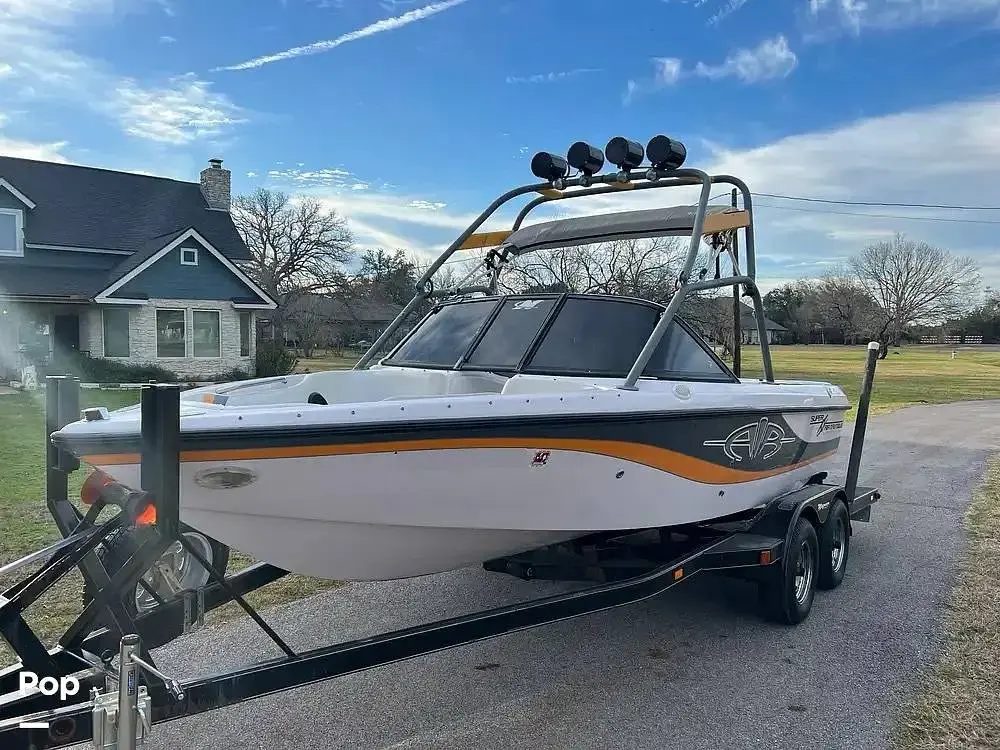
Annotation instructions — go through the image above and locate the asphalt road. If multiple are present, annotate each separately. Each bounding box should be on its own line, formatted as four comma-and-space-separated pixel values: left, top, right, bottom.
138, 401, 1000, 750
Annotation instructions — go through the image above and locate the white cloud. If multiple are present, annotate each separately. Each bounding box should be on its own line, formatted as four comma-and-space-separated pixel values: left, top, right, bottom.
505, 68, 601, 84
654, 57, 682, 85
708, 0, 751, 25
805, 0, 1000, 36
0, 111, 69, 159
0, 0, 247, 146
159, 35, 176, 44
0, 63, 12, 77
214, 0, 469, 71
693, 36, 798, 82
113, 74, 247, 144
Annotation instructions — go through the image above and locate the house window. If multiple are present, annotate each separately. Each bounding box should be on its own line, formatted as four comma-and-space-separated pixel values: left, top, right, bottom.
156, 309, 186, 357
239, 312, 252, 357
180, 248, 198, 266
102, 308, 130, 358
0, 209, 24, 257
193, 310, 221, 358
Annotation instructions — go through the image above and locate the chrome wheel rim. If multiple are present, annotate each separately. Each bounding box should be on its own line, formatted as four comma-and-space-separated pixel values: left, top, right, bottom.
135, 531, 214, 613
830, 517, 846, 573
793, 538, 815, 604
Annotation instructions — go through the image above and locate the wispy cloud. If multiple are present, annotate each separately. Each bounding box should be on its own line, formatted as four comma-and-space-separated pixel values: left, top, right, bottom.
214, 0, 470, 72
0, 2, 247, 146
624, 36, 796, 102
505, 68, 602, 84
0, 111, 70, 161
159, 35, 177, 44
708, 0, 751, 25
805, 0, 1000, 37
113, 73, 248, 144
693, 35, 798, 82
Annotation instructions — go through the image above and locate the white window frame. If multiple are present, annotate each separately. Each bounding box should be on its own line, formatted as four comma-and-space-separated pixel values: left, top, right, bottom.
0, 208, 24, 258
155, 308, 187, 358
101, 308, 131, 358
180, 247, 199, 266
192, 309, 222, 358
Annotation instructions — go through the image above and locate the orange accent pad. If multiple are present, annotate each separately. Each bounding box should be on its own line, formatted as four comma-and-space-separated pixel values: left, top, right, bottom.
81, 438, 837, 486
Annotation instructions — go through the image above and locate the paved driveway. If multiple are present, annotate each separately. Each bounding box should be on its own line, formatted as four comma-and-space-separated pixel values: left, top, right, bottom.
142, 401, 1000, 750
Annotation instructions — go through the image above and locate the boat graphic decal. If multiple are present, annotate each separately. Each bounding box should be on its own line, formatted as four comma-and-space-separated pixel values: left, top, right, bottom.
702, 418, 797, 463
531, 450, 550, 467
809, 413, 844, 436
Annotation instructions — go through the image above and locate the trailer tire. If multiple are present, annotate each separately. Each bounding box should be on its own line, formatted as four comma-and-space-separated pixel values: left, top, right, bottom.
817, 499, 850, 590
82, 523, 229, 622
759, 517, 818, 625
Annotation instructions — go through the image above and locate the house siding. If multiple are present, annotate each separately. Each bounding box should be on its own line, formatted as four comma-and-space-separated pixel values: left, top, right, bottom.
88, 299, 255, 380
111, 245, 255, 301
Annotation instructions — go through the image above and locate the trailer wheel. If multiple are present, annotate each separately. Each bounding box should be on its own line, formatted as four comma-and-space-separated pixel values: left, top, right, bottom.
82, 523, 230, 621
760, 517, 818, 625
817, 499, 850, 590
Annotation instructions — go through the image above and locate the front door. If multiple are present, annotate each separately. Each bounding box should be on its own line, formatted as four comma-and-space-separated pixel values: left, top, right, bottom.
52, 314, 80, 362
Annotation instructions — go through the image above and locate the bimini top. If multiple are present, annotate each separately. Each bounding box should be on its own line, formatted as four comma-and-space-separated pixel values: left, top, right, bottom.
500, 204, 750, 254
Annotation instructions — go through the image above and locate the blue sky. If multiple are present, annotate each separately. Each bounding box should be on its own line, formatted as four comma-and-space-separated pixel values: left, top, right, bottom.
2, 0, 1000, 292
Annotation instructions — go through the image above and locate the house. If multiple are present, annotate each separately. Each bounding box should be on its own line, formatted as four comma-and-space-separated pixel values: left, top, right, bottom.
268, 293, 406, 350
0, 156, 276, 381
685, 297, 789, 346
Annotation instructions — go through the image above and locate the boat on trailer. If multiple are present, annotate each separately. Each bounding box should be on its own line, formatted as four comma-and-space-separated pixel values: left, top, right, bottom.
53, 135, 849, 582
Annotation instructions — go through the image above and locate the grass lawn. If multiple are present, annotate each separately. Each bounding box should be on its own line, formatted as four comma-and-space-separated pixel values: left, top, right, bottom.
292, 347, 366, 373
893, 457, 1000, 749
1, 344, 999, 667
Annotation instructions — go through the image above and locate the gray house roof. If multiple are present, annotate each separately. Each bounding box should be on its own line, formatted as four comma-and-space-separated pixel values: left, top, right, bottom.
0, 156, 247, 258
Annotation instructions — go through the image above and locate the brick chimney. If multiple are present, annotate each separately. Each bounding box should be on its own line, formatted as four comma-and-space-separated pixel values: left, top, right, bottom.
200, 158, 231, 211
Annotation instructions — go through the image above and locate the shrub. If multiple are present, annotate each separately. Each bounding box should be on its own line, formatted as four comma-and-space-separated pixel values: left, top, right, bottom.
67, 355, 179, 384
255, 342, 298, 377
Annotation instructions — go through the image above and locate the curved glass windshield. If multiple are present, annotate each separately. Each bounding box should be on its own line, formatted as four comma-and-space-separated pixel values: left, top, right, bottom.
386, 294, 732, 381
387, 299, 496, 367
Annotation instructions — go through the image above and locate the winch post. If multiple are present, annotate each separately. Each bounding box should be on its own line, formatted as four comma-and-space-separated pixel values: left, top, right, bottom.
844, 341, 880, 503
45, 375, 82, 538
139, 384, 181, 540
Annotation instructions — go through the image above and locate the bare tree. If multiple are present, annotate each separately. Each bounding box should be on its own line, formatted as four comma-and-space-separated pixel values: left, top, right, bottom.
282, 295, 333, 359
814, 273, 886, 345
233, 188, 354, 332
849, 234, 980, 357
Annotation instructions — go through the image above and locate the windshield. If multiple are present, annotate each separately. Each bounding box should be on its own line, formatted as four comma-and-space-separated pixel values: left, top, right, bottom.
385, 295, 733, 381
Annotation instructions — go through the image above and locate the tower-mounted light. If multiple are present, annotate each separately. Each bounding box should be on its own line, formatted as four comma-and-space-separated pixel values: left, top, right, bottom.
530, 152, 570, 182
567, 141, 605, 176
605, 137, 645, 170
646, 135, 687, 170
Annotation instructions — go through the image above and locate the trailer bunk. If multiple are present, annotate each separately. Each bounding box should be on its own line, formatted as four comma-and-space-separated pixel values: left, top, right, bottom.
0, 344, 882, 750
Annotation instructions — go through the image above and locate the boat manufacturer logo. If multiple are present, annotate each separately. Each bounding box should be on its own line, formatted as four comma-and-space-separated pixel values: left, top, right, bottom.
531, 450, 550, 467
809, 413, 844, 436
703, 418, 796, 463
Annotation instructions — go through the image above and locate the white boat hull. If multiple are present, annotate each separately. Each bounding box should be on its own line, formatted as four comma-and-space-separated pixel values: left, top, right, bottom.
92, 440, 840, 580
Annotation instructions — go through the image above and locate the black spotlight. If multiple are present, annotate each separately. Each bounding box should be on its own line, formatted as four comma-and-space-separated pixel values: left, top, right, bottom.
605, 137, 644, 170
567, 141, 604, 176
530, 151, 570, 182
646, 135, 687, 170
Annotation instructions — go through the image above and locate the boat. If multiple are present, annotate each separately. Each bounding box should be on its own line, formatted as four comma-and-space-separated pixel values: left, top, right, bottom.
51, 135, 850, 582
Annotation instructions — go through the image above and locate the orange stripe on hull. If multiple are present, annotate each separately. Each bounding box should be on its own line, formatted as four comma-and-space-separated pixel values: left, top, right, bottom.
81, 438, 836, 486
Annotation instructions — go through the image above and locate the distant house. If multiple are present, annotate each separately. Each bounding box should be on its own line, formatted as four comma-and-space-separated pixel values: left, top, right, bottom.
686, 298, 789, 346
265, 294, 405, 349
0, 156, 276, 380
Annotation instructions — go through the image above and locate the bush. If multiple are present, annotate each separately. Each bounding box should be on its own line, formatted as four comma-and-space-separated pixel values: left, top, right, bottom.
255, 342, 298, 377
69, 355, 179, 384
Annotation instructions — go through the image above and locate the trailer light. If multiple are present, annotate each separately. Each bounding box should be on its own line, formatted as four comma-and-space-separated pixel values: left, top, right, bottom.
646, 135, 687, 170
136, 502, 157, 527
567, 141, 604, 176
530, 151, 569, 182
673, 568, 684, 580
80, 469, 114, 506
760, 550, 772, 565
605, 137, 644, 170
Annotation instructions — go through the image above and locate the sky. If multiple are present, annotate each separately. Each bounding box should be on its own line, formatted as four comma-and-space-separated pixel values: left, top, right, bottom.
2, 0, 1000, 295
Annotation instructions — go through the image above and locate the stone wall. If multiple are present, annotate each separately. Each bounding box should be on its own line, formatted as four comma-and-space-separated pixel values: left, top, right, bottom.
87, 299, 255, 379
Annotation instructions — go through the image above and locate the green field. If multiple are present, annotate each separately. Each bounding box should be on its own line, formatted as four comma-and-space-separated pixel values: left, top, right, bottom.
2, 344, 1000, 664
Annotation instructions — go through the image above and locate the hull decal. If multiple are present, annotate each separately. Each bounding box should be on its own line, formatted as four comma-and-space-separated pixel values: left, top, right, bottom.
80, 436, 838, 486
